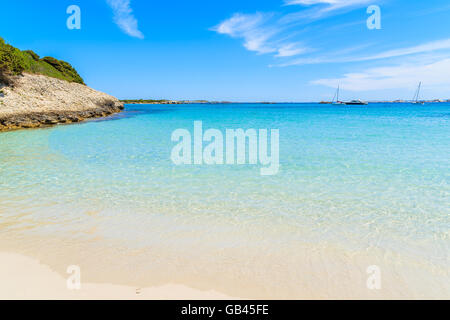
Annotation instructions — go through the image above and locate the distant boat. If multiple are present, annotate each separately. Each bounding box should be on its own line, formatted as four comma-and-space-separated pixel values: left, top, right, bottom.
345, 99, 368, 105
412, 82, 425, 104
332, 86, 345, 105
331, 86, 367, 105
319, 86, 340, 104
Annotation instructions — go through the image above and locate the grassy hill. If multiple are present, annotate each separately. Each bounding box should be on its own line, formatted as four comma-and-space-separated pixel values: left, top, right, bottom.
0, 37, 84, 85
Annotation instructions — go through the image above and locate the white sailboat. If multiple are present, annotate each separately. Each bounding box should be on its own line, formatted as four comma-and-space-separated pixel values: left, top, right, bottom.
412, 82, 425, 104
332, 86, 345, 105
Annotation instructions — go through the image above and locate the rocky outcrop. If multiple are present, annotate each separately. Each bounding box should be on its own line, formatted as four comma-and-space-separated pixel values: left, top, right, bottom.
0, 73, 123, 131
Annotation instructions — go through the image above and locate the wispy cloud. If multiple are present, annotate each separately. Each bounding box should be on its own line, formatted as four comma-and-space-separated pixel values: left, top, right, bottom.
106, 0, 144, 39
278, 38, 450, 66
213, 13, 277, 54
357, 39, 450, 61
212, 13, 308, 57
281, 0, 374, 22
275, 43, 309, 57
285, 0, 373, 10
312, 56, 450, 91
212, 0, 371, 59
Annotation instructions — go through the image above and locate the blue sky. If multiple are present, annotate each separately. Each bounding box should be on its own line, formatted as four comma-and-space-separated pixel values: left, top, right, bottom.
1, 0, 449, 101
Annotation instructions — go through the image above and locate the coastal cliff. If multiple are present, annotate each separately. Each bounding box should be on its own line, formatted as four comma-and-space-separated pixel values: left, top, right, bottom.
0, 37, 123, 131
0, 73, 123, 131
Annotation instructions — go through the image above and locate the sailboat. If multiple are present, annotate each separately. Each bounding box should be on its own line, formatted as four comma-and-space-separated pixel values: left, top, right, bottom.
412, 82, 425, 105
333, 85, 367, 105
332, 86, 345, 105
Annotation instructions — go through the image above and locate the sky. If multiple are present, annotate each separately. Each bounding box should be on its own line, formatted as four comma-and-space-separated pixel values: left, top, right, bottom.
0, 0, 449, 102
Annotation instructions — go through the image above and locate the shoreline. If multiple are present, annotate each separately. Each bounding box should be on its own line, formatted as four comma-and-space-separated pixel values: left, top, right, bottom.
0, 105, 124, 131
0, 252, 237, 300
2, 226, 448, 300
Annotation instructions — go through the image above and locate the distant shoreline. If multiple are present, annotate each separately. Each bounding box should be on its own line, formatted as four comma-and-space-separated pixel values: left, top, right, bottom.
120, 99, 231, 105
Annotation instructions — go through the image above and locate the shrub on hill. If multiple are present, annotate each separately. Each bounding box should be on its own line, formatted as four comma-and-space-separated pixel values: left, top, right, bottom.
24, 50, 40, 61
0, 37, 85, 85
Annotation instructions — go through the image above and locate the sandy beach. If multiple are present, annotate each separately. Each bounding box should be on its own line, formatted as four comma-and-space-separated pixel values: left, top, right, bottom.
0, 252, 236, 300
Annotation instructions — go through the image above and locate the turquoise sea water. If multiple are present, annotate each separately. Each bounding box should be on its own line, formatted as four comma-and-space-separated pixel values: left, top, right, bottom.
0, 103, 449, 298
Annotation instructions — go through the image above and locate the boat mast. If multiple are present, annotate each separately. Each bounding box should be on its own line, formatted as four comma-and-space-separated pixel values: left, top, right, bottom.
413, 82, 422, 102
417, 82, 422, 102
332, 85, 339, 103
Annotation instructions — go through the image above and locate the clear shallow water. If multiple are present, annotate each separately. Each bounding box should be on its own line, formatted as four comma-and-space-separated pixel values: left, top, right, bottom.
0, 103, 449, 298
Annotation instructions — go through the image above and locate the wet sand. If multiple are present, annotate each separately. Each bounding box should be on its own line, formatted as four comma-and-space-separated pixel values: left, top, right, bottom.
0, 252, 236, 300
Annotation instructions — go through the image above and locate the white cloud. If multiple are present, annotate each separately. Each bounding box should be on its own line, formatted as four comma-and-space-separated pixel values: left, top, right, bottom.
312, 57, 450, 91
106, 0, 144, 39
212, 0, 372, 58
213, 13, 309, 57
213, 13, 278, 54
281, 0, 373, 22
356, 39, 450, 61
279, 38, 450, 66
275, 43, 308, 57
285, 0, 372, 11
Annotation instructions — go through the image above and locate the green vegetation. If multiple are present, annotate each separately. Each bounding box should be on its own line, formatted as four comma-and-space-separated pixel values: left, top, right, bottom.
0, 37, 84, 85
23, 50, 40, 61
